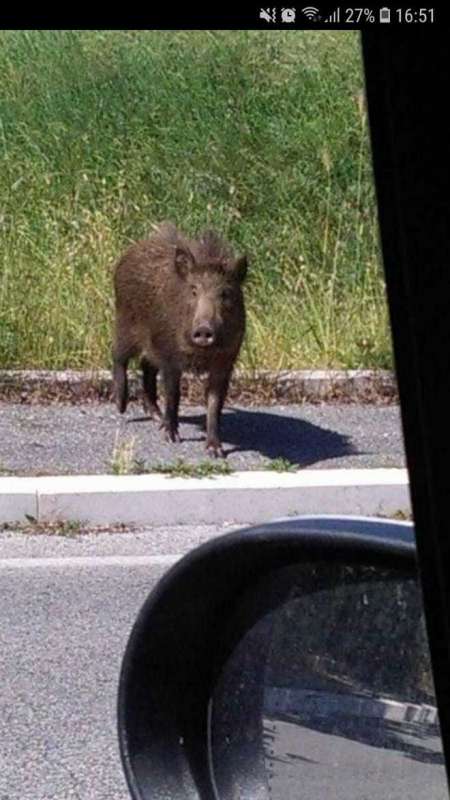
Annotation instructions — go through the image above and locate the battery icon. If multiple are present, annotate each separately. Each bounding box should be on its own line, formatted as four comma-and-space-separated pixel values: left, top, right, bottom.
380, 7, 391, 22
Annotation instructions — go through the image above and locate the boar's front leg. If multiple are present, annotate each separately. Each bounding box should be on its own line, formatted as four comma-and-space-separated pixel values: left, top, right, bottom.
113, 357, 128, 414
141, 357, 162, 420
205, 366, 233, 458
160, 364, 181, 443
113, 339, 137, 414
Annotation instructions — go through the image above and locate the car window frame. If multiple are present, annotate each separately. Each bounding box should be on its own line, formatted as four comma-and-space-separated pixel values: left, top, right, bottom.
362, 28, 450, 782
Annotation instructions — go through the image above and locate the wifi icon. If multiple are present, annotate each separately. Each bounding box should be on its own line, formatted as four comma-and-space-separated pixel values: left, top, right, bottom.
301, 6, 320, 19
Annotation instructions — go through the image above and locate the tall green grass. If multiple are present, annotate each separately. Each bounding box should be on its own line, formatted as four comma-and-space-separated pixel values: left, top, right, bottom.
0, 30, 392, 370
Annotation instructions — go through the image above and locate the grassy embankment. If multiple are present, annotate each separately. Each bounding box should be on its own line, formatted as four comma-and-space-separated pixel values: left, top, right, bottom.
0, 30, 392, 371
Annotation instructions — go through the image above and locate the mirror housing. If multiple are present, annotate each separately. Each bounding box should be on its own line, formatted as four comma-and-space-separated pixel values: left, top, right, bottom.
117, 516, 421, 799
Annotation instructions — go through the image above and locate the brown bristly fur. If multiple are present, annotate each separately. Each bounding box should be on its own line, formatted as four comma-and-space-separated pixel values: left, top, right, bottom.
112, 221, 248, 456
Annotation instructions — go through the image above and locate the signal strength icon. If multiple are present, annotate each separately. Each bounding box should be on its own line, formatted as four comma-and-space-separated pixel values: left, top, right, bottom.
301, 6, 320, 20
324, 7, 340, 22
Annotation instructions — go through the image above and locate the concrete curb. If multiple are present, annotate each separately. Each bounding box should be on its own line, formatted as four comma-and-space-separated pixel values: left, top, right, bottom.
0, 468, 410, 526
265, 687, 437, 726
0, 368, 397, 404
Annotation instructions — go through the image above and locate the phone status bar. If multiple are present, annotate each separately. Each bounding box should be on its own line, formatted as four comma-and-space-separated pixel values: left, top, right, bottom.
258, 7, 436, 25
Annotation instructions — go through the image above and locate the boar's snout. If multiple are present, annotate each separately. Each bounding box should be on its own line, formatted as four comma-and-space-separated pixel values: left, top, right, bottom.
192, 322, 216, 348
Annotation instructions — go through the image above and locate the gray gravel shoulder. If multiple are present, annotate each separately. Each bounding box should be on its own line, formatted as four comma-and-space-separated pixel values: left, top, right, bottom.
0, 523, 237, 560
0, 401, 405, 476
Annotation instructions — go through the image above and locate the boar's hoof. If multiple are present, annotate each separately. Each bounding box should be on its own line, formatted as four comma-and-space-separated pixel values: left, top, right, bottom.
114, 384, 127, 414
143, 400, 162, 421
117, 397, 128, 414
159, 421, 180, 443
206, 439, 225, 458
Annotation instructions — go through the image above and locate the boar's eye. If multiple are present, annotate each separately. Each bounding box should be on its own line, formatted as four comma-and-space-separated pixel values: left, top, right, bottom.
191, 286, 198, 298
221, 287, 233, 301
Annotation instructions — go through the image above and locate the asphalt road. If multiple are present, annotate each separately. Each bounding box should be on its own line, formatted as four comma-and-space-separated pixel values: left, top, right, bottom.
0, 402, 404, 475
0, 524, 229, 800
265, 715, 447, 800
0, 525, 446, 800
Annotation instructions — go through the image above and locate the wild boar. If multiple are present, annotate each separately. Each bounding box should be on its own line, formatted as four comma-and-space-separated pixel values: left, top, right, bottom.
112, 222, 247, 457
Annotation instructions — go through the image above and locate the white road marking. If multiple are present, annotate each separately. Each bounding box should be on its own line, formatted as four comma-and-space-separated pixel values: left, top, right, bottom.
0, 553, 182, 570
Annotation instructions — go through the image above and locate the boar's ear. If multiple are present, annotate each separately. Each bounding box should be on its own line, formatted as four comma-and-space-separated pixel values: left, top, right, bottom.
174, 246, 195, 279
229, 255, 248, 284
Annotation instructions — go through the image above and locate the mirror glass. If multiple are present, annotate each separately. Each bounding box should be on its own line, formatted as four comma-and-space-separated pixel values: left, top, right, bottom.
209, 563, 448, 800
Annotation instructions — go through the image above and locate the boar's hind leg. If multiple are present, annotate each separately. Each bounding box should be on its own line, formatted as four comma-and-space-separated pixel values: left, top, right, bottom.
141, 357, 162, 420
160, 365, 182, 443
205, 367, 232, 458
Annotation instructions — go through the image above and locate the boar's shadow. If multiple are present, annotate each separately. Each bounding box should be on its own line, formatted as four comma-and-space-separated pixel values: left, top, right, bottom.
178, 407, 357, 468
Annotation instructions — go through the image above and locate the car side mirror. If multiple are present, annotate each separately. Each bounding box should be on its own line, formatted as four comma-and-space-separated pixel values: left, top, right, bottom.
117, 517, 447, 799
